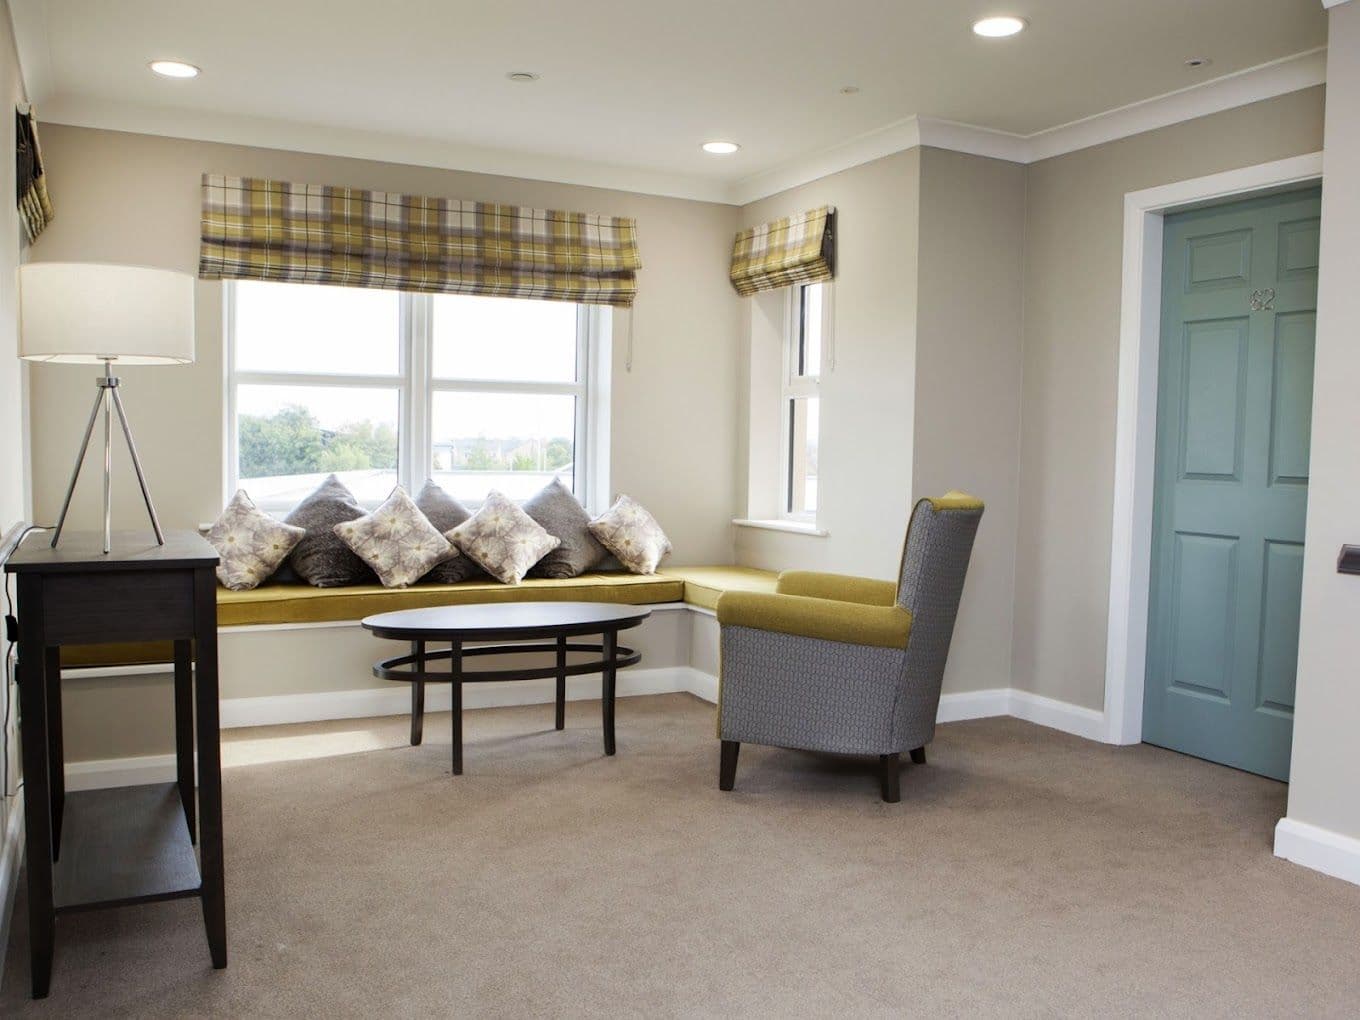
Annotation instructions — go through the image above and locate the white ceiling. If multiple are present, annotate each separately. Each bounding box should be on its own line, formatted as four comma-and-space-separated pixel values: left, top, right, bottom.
10, 0, 1329, 203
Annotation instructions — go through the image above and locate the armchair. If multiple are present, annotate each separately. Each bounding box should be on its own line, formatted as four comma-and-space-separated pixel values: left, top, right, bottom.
715, 492, 983, 801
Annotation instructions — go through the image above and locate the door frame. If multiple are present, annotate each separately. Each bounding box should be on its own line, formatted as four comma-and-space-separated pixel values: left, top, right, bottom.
1103, 151, 1324, 745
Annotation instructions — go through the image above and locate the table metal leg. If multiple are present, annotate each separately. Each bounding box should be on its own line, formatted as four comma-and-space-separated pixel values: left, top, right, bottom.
410, 641, 425, 746
555, 634, 567, 730
173, 639, 196, 843
17, 577, 54, 997
193, 568, 228, 969
451, 640, 463, 776
602, 629, 617, 756
45, 647, 64, 861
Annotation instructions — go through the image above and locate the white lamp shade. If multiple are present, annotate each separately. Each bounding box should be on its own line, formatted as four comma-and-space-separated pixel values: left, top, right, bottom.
19, 262, 195, 364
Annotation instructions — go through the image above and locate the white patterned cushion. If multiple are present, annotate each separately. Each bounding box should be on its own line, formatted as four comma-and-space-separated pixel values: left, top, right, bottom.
588, 495, 671, 574
207, 490, 306, 591
448, 490, 560, 584
333, 487, 455, 588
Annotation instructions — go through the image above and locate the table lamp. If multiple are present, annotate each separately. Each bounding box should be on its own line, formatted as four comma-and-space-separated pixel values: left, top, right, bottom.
19, 262, 195, 553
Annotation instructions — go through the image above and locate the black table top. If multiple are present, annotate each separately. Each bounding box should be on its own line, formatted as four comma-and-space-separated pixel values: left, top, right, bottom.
362, 601, 652, 640
4, 530, 219, 573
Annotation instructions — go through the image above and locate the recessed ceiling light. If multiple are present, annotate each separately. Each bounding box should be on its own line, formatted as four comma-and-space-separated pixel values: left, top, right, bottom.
1185, 56, 1212, 68
972, 16, 1027, 38
506, 71, 540, 82
149, 59, 200, 79
840, 85, 861, 95
702, 141, 740, 155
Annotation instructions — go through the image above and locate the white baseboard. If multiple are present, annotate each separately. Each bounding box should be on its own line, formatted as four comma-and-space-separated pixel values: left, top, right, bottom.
219, 665, 696, 728
59, 668, 1110, 790
937, 688, 1011, 722
65, 754, 186, 793
0, 792, 24, 987
1006, 689, 1107, 741
1274, 817, 1360, 888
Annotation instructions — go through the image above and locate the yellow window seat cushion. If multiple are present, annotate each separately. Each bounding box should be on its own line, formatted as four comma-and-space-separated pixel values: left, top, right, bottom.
215, 571, 685, 627
58, 567, 783, 669
657, 565, 778, 610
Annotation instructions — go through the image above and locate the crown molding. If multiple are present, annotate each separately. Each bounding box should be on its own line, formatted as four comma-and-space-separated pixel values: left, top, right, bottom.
728, 116, 924, 207
1023, 47, 1327, 162
731, 47, 1326, 205
34, 96, 735, 204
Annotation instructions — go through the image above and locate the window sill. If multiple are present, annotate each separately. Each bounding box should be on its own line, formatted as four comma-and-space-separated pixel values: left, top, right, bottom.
732, 518, 829, 537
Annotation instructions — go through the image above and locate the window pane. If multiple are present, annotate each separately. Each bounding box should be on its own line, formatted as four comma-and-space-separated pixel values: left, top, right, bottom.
431, 391, 576, 502
237, 384, 399, 508
234, 281, 400, 376
788, 396, 819, 515
432, 294, 577, 382
798, 284, 823, 377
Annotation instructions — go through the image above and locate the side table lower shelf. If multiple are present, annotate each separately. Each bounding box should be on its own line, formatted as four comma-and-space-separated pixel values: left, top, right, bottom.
54, 784, 201, 913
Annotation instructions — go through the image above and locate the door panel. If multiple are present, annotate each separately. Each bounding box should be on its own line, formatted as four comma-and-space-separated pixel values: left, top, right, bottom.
1179, 318, 1247, 481
1256, 540, 1304, 716
1268, 311, 1315, 486
1144, 186, 1320, 781
1168, 532, 1238, 700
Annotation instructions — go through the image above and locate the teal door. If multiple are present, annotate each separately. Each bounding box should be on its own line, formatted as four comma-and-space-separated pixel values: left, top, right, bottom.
1143, 186, 1320, 781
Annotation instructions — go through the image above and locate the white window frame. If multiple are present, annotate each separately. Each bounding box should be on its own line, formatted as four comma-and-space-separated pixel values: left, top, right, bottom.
224, 281, 609, 514
780, 282, 828, 523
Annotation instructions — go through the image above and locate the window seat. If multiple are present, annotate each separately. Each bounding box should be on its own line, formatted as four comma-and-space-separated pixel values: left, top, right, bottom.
59, 567, 778, 669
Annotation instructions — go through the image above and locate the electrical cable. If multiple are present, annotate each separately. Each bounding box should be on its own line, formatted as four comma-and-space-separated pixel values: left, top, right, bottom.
2, 524, 54, 800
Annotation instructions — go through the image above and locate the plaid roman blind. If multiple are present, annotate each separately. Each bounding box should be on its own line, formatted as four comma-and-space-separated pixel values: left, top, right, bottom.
199, 174, 641, 307
729, 206, 835, 296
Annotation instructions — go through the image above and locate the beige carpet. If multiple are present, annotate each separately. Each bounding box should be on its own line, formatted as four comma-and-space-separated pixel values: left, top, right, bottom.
3, 693, 1359, 1017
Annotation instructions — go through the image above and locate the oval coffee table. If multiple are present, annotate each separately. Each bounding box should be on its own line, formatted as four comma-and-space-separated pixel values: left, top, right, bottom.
361, 602, 651, 775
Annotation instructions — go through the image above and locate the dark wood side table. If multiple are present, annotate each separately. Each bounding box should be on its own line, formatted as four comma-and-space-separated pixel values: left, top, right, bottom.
4, 530, 226, 999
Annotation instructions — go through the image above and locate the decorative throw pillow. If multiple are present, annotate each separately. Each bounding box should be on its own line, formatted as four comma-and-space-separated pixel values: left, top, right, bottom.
588, 495, 672, 574
206, 490, 306, 591
413, 480, 482, 584
523, 477, 608, 579
333, 487, 454, 588
283, 474, 376, 587
448, 490, 560, 585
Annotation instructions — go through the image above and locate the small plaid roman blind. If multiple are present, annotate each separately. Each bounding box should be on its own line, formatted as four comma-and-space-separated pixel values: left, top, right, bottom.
198, 174, 642, 307
729, 206, 835, 296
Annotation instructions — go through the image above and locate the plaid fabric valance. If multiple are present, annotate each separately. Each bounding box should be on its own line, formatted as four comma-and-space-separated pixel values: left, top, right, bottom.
729, 206, 835, 296
199, 174, 641, 307
16, 108, 53, 243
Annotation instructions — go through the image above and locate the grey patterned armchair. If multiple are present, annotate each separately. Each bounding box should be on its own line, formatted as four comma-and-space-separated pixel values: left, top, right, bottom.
715, 492, 983, 801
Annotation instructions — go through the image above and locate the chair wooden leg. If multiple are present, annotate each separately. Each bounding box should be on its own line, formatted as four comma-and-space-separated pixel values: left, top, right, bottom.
909, 746, 926, 765
719, 740, 740, 791
880, 753, 901, 802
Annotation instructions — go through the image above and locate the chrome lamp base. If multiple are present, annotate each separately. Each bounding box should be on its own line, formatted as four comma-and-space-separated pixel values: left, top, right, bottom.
50, 359, 165, 554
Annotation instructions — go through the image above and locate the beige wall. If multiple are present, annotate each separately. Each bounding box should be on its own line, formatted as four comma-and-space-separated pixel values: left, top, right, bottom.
1287, 6, 1360, 842
914, 148, 1026, 693
734, 149, 921, 578
1014, 87, 1326, 711
28, 125, 743, 566
0, 0, 27, 938
732, 147, 1024, 695
0, 14, 23, 532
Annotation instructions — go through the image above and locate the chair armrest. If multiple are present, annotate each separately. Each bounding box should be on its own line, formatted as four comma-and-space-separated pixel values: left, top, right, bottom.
775, 570, 897, 606
717, 591, 911, 649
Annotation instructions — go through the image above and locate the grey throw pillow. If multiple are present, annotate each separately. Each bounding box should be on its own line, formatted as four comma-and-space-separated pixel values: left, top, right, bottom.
414, 480, 483, 583
283, 475, 376, 587
523, 477, 607, 579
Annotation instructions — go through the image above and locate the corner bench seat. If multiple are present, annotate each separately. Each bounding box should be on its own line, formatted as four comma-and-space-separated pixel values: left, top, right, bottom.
60, 566, 778, 668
